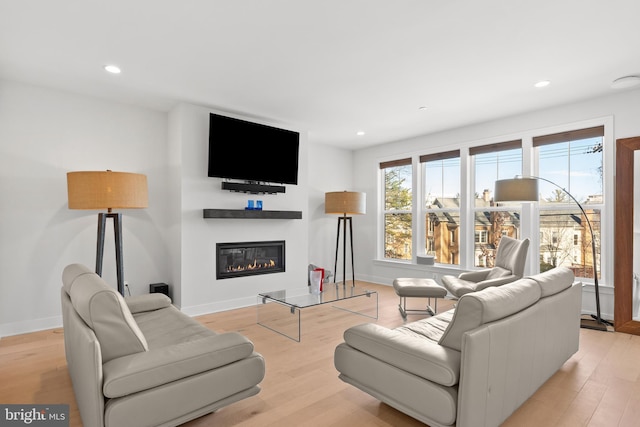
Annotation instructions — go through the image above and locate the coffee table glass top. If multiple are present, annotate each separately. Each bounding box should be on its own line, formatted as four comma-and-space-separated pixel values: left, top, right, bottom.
257, 285, 378, 341
258, 285, 376, 308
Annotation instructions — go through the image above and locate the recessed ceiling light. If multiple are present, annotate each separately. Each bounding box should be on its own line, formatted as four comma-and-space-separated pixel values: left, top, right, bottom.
356, 131, 365, 136
104, 64, 121, 74
534, 80, 551, 88
611, 75, 640, 89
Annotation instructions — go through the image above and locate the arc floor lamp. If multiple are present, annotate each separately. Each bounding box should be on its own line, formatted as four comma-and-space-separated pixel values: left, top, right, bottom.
494, 176, 611, 331
67, 170, 148, 295
325, 191, 366, 287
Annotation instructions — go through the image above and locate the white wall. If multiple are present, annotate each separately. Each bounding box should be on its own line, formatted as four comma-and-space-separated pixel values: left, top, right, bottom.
169, 103, 312, 316
0, 80, 171, 336
307, 143, 355, 281
351, 88, 640, 321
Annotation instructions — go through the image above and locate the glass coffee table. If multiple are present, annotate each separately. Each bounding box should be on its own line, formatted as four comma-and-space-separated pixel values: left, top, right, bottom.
257, 285, 378, 341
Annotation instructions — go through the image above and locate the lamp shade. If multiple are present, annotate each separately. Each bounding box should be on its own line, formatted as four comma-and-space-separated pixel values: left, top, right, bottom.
67, 170, 148, 210
325, 191, 366, 215
494, 178, 538, 202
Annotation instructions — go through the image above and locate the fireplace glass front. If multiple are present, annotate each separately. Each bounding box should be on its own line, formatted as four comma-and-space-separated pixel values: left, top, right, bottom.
216, 240, 285, 279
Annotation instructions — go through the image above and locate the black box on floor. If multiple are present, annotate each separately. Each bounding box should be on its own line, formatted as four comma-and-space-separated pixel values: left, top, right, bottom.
150, 283, 170, 298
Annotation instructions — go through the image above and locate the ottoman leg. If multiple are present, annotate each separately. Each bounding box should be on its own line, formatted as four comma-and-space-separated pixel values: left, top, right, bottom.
426, 297, 438, 316
398, 296, 408, 319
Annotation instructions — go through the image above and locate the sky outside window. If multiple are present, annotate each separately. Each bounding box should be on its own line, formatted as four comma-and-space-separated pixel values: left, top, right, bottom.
474, 149, 522, 205
538, 137, 603, 203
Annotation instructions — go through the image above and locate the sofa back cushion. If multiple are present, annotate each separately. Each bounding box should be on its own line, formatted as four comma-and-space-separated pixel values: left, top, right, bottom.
528, 266, 574, 297
438, 278, 541, 351
62, 264, 148, 363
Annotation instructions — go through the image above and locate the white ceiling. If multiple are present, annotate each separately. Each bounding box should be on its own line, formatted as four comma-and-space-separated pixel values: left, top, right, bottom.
2, 0, 640, 150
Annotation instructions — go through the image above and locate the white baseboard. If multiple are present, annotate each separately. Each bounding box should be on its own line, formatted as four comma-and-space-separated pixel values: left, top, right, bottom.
0, 315, 62, 339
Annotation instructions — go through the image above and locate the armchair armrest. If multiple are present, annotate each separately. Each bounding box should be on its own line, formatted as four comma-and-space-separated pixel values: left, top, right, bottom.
125, 293, 172, 313
102, 332, 256, 398
343, 323, 461, 386
458, 269, 491, 282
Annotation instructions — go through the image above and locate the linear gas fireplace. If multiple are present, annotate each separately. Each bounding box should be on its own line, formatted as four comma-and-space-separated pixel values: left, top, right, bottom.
216, 240, 285, 279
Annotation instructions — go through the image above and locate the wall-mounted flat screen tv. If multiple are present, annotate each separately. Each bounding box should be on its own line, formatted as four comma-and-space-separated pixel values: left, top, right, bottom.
207, 113, 300, 185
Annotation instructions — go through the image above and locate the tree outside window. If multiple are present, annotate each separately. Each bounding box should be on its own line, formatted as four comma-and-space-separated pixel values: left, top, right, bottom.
382, 162, 412, 260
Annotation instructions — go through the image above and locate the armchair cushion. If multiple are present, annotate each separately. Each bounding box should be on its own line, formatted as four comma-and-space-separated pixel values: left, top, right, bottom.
496, 236, 529, 274
343, 323, 461, 386
102, 332, 256, 398
485, 266, 512, 280
443, 237, 530, 298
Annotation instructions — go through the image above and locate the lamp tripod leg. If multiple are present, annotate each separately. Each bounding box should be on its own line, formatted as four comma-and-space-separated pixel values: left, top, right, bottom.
349, 217, 355, 287
333, 218, 341, 285
342, 215, 347, 288
96, 213, 107, 277
112, 213, 125, 296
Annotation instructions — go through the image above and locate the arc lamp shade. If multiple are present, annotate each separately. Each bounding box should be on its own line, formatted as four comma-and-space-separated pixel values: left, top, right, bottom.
325, 191, 366, 215
494, 178, 539, 202
67, 171, 148, 211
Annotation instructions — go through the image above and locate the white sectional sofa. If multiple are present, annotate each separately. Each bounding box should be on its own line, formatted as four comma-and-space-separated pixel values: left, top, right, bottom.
61, 263, 265, 427
334, 267, 581, 427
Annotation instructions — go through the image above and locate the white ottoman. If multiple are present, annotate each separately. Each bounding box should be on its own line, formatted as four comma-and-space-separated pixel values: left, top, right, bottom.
392, 278, 447, 319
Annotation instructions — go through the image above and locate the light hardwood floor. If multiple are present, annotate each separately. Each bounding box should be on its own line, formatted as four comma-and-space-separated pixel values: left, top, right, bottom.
1, 281, 640, 426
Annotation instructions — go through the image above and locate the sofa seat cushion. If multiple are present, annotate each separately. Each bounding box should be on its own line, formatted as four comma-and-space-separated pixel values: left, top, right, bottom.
133, 305, 216, 349
394, 309, 455, 343
102, 332, 257, 398
439, 278, 541, 351
343, 322, 461, 386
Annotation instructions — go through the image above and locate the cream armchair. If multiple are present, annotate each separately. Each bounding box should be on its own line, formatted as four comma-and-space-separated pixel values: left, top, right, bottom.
442, 236, 529, 298
61, 263, 265, 427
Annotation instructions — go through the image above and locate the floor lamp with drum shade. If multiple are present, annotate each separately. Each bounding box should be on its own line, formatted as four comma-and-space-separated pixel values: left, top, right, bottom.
67, 170, 148, 296
325, 191, 366, 287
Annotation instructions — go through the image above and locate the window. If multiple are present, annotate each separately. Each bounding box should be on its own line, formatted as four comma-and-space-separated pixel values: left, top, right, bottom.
421, 150, 460, 265
475, 230, 488, 244
381, 158, 412, 260
534, 126, 603, 278
377, 122, 608, 285
470, 140, 522, 268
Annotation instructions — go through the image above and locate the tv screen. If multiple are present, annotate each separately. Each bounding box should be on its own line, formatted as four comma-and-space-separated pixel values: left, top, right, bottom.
208, 113, 300, 185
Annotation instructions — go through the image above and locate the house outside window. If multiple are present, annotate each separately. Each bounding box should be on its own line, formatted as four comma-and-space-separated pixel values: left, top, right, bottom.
470, 141, 522, 268
421, 150, 460, 265
381, 158, 412, 260
534, 126, 603, 278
